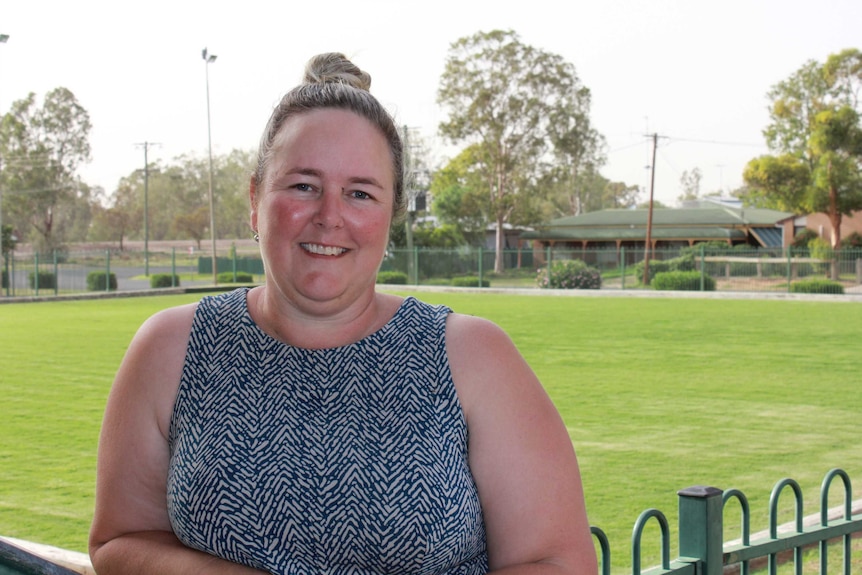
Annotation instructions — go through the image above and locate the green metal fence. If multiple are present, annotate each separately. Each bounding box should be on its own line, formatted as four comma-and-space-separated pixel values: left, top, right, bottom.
592, 468, 862, 575
0, 247, 257, 298
2, 245, 862, 298
2, 469, 858, 574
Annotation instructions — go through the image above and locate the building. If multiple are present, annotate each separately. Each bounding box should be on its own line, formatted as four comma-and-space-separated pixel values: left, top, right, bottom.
521, 205, 795, 254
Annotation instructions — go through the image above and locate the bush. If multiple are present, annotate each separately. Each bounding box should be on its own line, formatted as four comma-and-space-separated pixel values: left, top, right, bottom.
652, 271, 716, 291
451, 276, 490, 288
28, 271, 56, 290
537, 259, 602, 289
789, 279, 845, 294
217, 271, 255, 283
150, 273, 180, 288
633, 253, 695, 284
792, 228, 819, 248
376, 271, 408, 285
840, 231, 862, 249
86, 271, 117, 291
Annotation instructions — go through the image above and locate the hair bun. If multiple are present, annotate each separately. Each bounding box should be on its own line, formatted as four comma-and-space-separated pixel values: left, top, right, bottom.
303, 52, 372, 91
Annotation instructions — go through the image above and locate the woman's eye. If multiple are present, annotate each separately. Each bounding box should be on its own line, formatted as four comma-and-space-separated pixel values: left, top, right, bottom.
350, 190, 371, 200
294, 183, 314, 192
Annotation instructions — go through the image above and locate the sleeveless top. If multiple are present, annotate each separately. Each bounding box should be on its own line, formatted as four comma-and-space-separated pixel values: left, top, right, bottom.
167, 288, 488, 575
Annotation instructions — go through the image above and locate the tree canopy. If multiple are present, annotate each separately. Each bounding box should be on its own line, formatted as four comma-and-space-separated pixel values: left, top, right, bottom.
744, 48, 862, 250
437, 29, 604, 271
0, 87, 93, 252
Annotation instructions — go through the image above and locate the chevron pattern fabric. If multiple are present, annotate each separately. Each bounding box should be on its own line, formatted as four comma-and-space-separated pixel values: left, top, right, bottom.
167, 289, 488, 574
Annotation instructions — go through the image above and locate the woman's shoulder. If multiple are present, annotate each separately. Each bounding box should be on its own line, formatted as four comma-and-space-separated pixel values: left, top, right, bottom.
137, 302, 198, 343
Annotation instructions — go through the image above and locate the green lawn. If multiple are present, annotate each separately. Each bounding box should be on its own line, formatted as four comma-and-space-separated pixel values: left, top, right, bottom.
1, 290, 861, 573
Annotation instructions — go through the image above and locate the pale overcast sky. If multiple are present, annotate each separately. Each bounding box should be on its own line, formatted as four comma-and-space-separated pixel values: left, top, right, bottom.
2, 0, 860, 207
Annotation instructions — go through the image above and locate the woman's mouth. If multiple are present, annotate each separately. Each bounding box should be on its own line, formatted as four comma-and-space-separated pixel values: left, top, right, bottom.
301, 243, 348, 256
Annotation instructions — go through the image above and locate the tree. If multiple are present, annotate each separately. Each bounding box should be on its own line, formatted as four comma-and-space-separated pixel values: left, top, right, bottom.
545, 77, 606, 216
0, 88, 93, 253
539, 168, 639, 218
172, 206, 211, 249
106, 148, 256, 245
430, 145, 492, 244
744, 49, 862, 257
677, 168, 703, 203
437, 29, 601, 272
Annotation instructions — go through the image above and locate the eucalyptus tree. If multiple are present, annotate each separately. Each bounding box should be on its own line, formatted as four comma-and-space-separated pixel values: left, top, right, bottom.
0, 87, 92, 252
437, 29, 602, 272
744, 48, 862, 253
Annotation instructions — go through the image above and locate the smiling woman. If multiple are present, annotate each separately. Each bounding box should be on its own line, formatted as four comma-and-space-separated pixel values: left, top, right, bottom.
87, 53, 597, 575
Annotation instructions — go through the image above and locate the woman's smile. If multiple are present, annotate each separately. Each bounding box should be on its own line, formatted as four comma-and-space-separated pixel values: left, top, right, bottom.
301, 243, 348, 256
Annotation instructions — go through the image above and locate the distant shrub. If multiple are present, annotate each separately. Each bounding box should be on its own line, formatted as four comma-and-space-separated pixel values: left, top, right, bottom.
652, 271, 716, 291
376, 271, 408, 285
792, 228, 819, 249
633, 253, 695, 284
86, 271, 117, 291
809, 237, 834, 260
538, 259, 602, 289
451, 276, 490, 288
217, 271, 254, 283
789, 279, 844, 294
150, 273, 180, 288
840, 231, 862, 249
28, 271, 56, 290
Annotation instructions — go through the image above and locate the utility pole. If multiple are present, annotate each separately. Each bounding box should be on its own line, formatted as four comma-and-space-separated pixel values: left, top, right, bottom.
135, 141, 160, 276
642, 133, 659, 286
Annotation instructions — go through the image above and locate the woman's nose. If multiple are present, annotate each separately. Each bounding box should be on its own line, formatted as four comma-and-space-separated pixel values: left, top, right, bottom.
312, 189, 344, 228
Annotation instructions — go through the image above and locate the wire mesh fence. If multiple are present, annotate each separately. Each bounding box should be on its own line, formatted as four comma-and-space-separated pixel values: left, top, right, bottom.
1, 244, 861, 298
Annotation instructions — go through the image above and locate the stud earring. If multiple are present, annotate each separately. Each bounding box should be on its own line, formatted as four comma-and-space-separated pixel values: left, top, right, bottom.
253, 231, 260, 243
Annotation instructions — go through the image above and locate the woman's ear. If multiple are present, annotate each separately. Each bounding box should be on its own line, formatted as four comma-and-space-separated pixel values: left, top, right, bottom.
249, 174, 259, 234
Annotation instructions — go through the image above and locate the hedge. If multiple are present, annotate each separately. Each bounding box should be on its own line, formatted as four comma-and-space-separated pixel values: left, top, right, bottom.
376, 271, 408, 285
789, 279, 845, 294
86, 271, 117, 291
652, 270, 716, 291
150, 273, 181, 288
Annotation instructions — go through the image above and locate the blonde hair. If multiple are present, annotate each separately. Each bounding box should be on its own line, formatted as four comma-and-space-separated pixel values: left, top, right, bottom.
253, 53, 405, 225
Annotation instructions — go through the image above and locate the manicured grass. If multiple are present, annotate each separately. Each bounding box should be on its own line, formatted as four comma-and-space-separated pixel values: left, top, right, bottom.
1, 291, 861, 573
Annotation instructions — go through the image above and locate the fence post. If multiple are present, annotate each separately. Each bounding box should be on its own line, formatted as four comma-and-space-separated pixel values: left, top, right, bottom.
786, 247, 792, 292
620, 247, 626, 290
53, 250, 59, 295
34, 252, 40, 296
171, 248, 177, 287
231, 242, 237, 283
478, 247, 484, 288
105, 250, 111, 292
856, 258, 861, 285
700, 244, 706, 292
545, 244, 552, 287
678, 485, 723, 575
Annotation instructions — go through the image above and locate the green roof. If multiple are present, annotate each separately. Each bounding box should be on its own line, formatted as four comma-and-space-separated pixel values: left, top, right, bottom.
523, 226, 747, 241
521, 207, 793, 246
542, 207, 792, 228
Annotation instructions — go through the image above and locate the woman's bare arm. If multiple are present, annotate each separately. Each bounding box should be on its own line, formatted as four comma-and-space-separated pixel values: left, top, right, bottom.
446, 313, 597, 575
89, 304, 268, 574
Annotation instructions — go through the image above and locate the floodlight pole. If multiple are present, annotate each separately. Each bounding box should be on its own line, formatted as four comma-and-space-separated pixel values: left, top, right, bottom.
0, 34, 9, 296
203, 47, 218, 285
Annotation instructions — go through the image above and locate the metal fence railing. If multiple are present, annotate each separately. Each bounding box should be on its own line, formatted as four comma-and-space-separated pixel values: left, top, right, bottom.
591, 469, 862, 575
2, 245, 861, 298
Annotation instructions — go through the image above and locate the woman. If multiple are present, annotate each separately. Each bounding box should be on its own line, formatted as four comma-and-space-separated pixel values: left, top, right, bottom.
89, 53, 597, 575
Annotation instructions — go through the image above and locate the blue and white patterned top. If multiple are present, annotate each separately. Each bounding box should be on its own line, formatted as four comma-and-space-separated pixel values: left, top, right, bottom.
167, 288, 488, 575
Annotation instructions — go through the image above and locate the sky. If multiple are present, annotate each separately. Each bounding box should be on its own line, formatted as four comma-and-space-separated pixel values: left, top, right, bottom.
2, 0, 861, 208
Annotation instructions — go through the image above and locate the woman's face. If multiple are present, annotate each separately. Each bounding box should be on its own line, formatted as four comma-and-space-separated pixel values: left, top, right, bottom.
251, 108, 395, 310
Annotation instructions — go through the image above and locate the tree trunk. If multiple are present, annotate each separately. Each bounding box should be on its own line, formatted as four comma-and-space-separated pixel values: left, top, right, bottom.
828, 182, 842, 280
